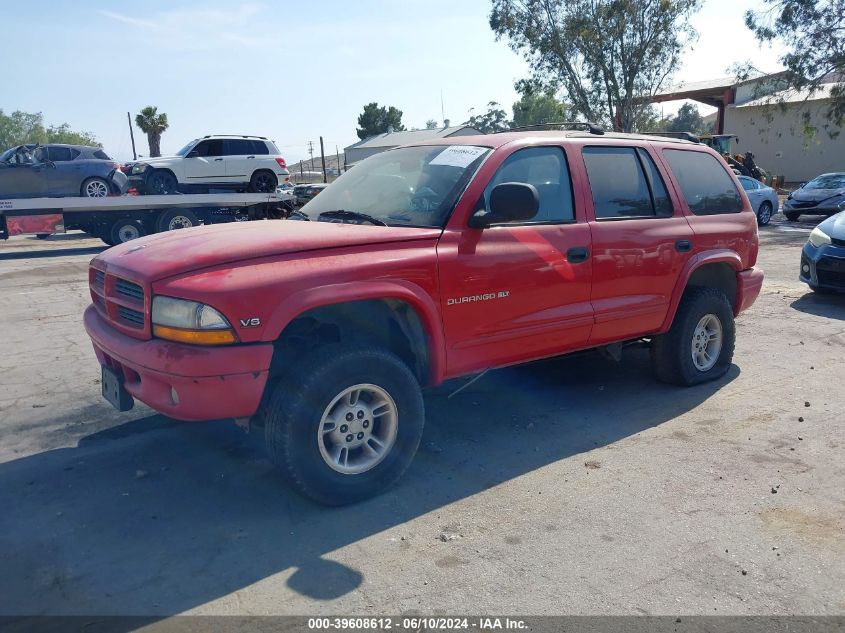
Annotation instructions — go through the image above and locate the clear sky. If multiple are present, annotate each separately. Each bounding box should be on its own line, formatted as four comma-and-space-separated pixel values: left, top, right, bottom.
0, 0, 784, 163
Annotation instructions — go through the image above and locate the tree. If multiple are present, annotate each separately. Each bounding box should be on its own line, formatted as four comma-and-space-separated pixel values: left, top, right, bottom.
489, 0, 701, 132
0, 109, 99, 151
745, 0, 844, 128
425, 119, 439, 129
512, 89, 567, 127
135, 106, 169, 158
466, 101, 511, 133
356, 103, 405, 140
665, 103, 707, 134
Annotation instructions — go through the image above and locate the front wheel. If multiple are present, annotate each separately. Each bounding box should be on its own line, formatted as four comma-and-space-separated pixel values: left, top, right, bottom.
81, 177, 110, 198
146, 170, 179, 195
651, 287, 735, 386
263, 345, 424, 505
110, 218, 146, 244
156, 208, 199, 232
757, 201, 773, 226
785, 211, 801, 222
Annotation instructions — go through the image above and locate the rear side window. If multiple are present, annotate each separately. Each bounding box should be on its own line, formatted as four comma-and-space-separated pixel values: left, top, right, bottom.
664, 149, 742, 215
47, 146, 73, 161
92, 149, 109, 160
251, 140, 269, 155
583, 146, 672, 219
738, 176, 759, 191
482, 146, 574, 223
225, 139, 252, 155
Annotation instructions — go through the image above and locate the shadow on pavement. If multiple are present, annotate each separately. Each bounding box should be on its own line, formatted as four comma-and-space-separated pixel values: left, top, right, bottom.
790, 291, 845, 319
0, 246, 106, 261
0, 348, 738, 617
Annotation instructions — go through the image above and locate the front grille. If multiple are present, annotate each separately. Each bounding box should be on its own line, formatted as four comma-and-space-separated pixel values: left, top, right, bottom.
94, 270, 105, 288
117, 306, 145, 327
817, 256, 845, 288
790, 201, 818, 209
832, 237, 845, 247
115, 278, 144, 301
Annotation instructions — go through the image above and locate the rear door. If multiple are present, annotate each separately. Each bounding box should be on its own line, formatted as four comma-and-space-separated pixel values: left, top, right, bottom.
45, 146, 83, 195
184, 139, 225, 183
437, 145, 594, 377
223, 138, 256, 184
581, 144, 694, 344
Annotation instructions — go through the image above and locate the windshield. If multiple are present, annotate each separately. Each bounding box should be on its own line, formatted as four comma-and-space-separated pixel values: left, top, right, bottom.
301, 144, 491, 227
175, 139, 199, 157
804, 174, 845, 190
0, 147, 16, 162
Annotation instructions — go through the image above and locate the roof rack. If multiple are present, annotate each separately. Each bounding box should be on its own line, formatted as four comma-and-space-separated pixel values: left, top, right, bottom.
640, 131, 701, 143
202, 134, 268, 140
507, 121, 605, 135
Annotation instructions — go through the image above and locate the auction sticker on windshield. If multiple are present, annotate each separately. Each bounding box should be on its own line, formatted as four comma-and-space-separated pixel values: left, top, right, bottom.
429, 146, 488, 168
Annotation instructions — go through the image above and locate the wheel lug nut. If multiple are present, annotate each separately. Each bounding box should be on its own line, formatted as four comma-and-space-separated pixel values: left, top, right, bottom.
357, 410, 364, 419
357, 432, 364, 440
363, 420, 369, 428
346, 413, 354, 421
340, 424, 348, 433
346, 434, 354, 442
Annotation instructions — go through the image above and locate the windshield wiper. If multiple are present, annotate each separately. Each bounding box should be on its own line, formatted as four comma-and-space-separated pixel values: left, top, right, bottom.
287, 209, 310, 221
317, 210, 387, 226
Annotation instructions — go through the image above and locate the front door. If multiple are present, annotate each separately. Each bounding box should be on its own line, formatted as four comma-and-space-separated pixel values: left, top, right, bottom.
580, 144, 694, 344
438, 145, 594, 377
0, 148, 47, 198
185, 139, 225, 184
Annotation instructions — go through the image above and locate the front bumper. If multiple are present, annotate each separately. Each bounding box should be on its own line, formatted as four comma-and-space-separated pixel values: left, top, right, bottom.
84, 305, 273, 421
735, 266, 765, 315
784, 202, 843, 216
109, 170, 129, 195
800, 242, 845, 292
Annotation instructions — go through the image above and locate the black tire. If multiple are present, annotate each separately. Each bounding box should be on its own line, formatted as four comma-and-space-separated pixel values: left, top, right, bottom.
35, 233, 50, 240
757, 201, 773, 226
248, 170, 278, 193
146, 170, 179, 195
81, 177, 111, 198
651, 287, 735, 386
109, 218, 147, 244
156, 208, 199, 233
263, 345, 425, 505
785, 211, 801, 222
101, 236, 115, 246
810, 285, 834, 295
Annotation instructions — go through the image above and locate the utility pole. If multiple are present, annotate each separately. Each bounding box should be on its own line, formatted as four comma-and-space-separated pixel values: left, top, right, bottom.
127, 112, 137, 160
307, 141, 314, 170
319, 136, 327, 183
335, 145, 341, 175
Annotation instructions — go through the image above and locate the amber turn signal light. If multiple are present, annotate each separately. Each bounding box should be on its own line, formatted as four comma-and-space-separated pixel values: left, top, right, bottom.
152, 325, 237, 346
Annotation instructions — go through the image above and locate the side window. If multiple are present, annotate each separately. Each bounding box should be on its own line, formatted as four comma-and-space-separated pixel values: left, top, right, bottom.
250, 140, 269, 155
225, 139, 252, 155
663, 149, 743, 215
47, 147, 73, 161
482, 146, 574, 223
583, 146, 670, 219
738, 177, 758, 192
91, 149, 109, 160
193, 140, 223, 157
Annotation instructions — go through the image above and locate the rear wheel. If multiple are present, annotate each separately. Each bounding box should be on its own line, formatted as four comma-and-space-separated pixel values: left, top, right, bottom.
156, 208, 199, 232
248, 170, 278, 193
81, 177, 110, 198
263, 345, 424, 505
110, 218, 146, 244
651, 287, 735, 386
757, 201, 773, 226
785, 211, 801, 222
146, 170, 179, 195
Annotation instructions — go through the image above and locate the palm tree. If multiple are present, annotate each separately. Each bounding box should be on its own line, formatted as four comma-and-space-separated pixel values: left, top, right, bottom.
134, 106, 169, 158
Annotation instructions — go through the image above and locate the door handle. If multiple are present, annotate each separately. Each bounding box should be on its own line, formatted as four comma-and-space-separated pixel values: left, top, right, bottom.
246, 155, 255, 159
213, 158, 224, 161
675, 239, 692, 252
567, 247, 589, 263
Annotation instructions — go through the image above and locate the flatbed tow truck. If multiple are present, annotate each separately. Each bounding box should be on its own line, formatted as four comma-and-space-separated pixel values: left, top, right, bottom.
0, 192, 294, 245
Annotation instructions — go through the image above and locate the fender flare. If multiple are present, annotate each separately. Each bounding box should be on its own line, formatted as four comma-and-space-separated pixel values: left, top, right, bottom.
660, 250, 743, 331
261, 279, 446, 384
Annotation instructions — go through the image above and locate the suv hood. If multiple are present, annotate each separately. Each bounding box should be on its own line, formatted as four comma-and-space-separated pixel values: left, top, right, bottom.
93, 220, 442, 282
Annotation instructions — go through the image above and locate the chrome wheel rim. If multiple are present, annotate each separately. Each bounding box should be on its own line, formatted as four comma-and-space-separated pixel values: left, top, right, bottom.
117, 224, 140, 242
167, 215, 193, 230
86, 180, 108, 197
691, 313, 723, 371
317, 383, 398, 475
759, 203, 772, 224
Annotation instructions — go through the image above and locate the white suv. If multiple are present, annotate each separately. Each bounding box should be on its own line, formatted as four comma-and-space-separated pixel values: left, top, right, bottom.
129, 135, 290, 194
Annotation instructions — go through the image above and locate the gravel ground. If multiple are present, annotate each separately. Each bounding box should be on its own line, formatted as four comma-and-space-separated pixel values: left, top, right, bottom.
0, 215, 842, 617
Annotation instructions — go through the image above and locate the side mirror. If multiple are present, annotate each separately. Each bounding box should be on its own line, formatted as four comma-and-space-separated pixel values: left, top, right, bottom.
186, 150, 199, 158
469, 182, 539, 228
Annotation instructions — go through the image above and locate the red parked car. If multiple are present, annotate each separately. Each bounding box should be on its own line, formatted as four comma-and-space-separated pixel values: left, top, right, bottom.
84, 129, 763, 504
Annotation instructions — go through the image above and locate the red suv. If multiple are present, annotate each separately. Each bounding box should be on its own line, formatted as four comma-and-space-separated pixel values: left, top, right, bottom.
84, 130, 764, 504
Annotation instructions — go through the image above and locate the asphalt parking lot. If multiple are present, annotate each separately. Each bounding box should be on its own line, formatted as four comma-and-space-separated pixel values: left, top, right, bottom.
0, 215, 843, 617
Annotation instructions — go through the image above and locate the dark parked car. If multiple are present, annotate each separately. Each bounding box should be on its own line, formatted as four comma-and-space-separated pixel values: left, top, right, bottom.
0, 144, 129, 199
800, 210, 845, 293
295, 182, 328, 205
783, 173, 845, 221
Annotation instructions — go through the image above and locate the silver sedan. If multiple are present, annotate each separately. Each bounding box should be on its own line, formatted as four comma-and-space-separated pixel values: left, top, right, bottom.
737, 175, 779, 226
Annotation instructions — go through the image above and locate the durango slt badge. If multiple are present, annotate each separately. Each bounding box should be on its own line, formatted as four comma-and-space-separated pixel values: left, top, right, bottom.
447, 291, 510, 305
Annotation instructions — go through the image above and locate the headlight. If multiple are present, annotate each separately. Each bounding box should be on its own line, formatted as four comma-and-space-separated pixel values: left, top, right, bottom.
131, 163, 150, 174
151, 296, 236, 345
808, 226, 831, 248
